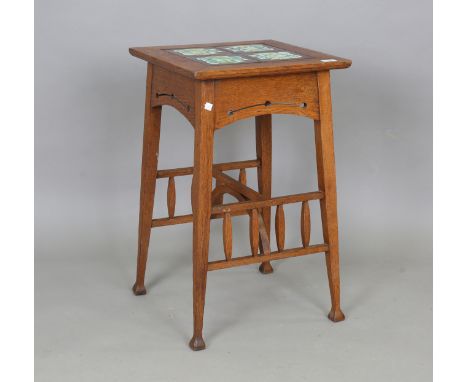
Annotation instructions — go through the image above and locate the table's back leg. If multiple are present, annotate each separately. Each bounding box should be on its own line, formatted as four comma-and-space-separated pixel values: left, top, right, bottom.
314, 71, 345, 322
255, 115, 274, 274
189, 81, 215, 351
133, 64, 162, 296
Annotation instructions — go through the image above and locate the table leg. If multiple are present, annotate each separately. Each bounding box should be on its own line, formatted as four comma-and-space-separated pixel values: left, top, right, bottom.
189, 81, 215, 351
315, 71, 345, 322
133, 64, 161, 296
255, 115, 274, 274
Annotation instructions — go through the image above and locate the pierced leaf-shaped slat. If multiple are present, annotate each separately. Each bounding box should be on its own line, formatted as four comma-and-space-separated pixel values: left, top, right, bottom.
300, 201, 311, 248
249, 209, 259, 256
275, 204, 285, 251
167, 177, 176, 218
223, 212, 232, 261
239, 168, 247, 186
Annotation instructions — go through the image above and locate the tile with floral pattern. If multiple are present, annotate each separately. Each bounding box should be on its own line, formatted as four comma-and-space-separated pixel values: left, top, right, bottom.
195, 55, 249, 65
248, 51, 303, 60
172, 48, 223, 56
223, 44, 275, 53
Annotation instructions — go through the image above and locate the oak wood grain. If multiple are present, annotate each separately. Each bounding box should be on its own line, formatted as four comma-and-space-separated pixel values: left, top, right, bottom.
189, 80, 215, 351
167, 177, 176, 218
214, 73, 319, 128
152, 209, 251, 228
300, 201, 311, 248
156, 159, 260, 178
315, 70, 345, 322
212, 169, 264, 202
256, 115, 274, 274
275, 204, 285, 252
208, 244, 328, 271
211, 191, 323, 214
238, 168, 247, 186
130, 43, 350, 350
133, 63, 161, 296
223, 213, 232, 261
249, 209, 259, 256
151, 65, 195, 125
130, 40, 351, 80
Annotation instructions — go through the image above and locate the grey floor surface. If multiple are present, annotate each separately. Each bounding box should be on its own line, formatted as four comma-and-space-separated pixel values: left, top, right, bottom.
35, 220, 432, 382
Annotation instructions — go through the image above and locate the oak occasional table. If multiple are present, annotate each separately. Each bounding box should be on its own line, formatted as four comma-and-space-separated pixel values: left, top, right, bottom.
129, 40, 352, 350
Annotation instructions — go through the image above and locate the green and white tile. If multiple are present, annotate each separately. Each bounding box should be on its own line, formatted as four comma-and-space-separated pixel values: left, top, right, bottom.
196, 55, 249, 65
172, 48, 223, 56
249, 51, 303, 61
223, 44, 275, 53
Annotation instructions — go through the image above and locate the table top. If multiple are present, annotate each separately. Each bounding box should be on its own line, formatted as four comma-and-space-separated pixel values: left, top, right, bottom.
129, 40, 351, 80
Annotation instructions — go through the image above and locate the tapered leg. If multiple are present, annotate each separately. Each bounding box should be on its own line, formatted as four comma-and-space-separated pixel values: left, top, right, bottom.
133, 64, 161, 296
315, 71, 345, 322
189, 81, 215, 351
255, 115, 274, 274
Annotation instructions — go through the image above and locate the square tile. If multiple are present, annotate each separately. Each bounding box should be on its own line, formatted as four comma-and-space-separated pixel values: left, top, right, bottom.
195, 55, 249, 65
172, 48, 223, 56
223, 44, 275, 53
248, 51, 303, 61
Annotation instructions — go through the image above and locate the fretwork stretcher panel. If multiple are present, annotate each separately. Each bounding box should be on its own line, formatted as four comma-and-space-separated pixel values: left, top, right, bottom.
129, 40, 352, 351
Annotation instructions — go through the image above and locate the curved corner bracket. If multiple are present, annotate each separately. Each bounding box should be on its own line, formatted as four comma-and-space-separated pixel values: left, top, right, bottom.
153, 92, 196, 127
211, 185, 245, 205
157, 93, 191, 112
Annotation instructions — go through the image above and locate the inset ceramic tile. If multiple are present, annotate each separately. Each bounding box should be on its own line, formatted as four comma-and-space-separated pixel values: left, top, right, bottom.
223, 44, 275, 53
196, 55, 249, 65
249, 51, 303, 61
172, 48, 223, 56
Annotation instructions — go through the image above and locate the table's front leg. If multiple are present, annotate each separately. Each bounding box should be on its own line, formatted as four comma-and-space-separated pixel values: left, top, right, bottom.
315, 71, 345, 322
189, 80, 215, 351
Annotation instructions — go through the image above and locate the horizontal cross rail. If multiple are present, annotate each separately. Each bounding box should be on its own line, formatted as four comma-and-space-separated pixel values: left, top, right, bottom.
207, 244, 328, 271
156, 159, 260, 179
211, 191, 324, 214
151, 191, 324, 227
152, 209, 250, 227
152, 214, 193, 227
